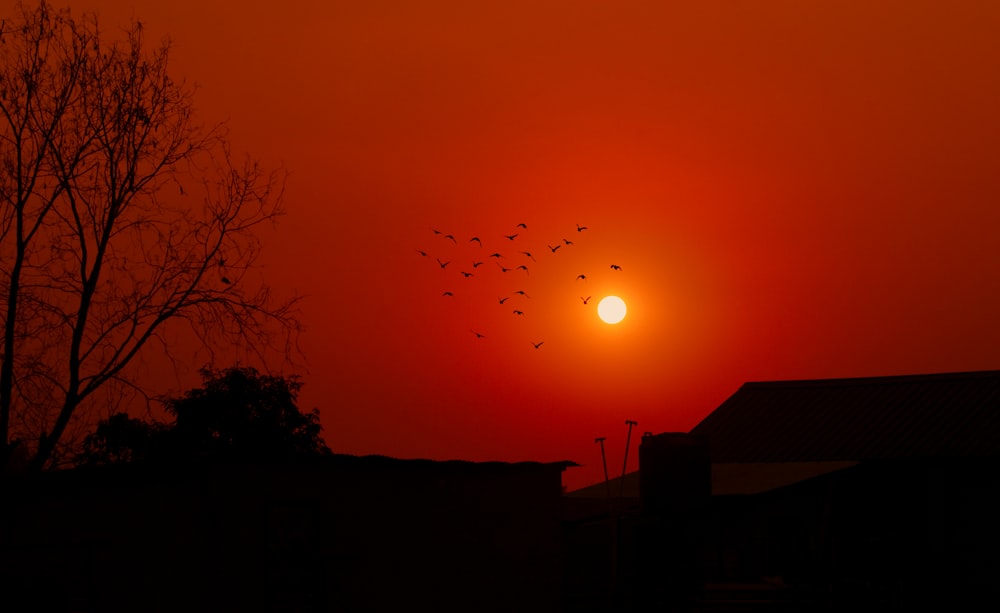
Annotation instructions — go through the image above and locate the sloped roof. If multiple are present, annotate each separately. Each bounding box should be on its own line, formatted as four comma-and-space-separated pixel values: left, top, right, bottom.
710, 461, 858, 494
565, 462, 859, 498
565, 472, 639, 499
690, 370, 1000, 463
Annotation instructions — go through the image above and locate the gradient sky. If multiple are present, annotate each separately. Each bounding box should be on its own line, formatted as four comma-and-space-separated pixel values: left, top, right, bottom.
28, 0, 1000, 489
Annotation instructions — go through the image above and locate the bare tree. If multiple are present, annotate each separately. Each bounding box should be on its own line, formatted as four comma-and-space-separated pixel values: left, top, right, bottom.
0, 1, 298, 472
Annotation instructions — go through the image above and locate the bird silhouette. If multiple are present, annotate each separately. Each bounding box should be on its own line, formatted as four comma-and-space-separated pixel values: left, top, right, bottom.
581, 296, 591, 304
516, 223, 528, 229
437, 258, 450, 268
576, 274, 587, 281
517, 265, 529, 275
514, 290, 531, 298
498, 264, 512, 273
444, 234, 457, 244
416, 249, 428, 256
460, 271, 474, 278
576, 223, 588, 232
472, 261, 484, 268
548, 244, 561, 253
489, 252, 503, 259
520, 251, 536, 261
432, 228, 443, 235
470, 236, 482, 246
498, 296, 510, 304
513, 310, 524, 316
563, 238, 574, 246
610, 264, 622, 271
531, 341, 544, 349
442, 291, 454, 296
472, 330, 486, 339
504, 233, 518, 241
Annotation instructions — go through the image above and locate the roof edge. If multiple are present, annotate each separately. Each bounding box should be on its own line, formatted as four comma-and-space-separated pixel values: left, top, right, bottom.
739, 369, 1000, 390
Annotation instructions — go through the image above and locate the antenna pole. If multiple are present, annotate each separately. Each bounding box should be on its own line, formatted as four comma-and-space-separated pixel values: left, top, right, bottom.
621, 420, 638, 498
595, 437, 610, 499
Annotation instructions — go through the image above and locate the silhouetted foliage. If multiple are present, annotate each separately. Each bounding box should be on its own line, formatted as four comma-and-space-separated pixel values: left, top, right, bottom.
0, 1, 298, 472
167, 366, 330, 459
76, 413, 170, 467
77, 366, 329, 466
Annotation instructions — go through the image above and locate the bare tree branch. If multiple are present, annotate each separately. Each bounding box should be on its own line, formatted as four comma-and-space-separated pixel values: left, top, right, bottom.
1, 1, 299, 472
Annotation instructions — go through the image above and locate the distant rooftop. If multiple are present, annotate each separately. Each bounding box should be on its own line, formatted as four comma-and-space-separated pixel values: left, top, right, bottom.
565, 461, 860, 498
691, 370, 1000, 463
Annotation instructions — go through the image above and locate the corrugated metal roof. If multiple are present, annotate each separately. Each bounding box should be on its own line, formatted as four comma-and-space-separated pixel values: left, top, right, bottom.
690, 370, 1000, 463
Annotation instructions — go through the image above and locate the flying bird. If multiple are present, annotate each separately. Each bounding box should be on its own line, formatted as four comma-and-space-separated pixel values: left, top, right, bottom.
472, 330, 486, 339
563, 238, 574, 246
520, 251, 536, 261
581, 296, 591, 304
416, 249, 428, 256
489, 252, 503, 259
444, 234, 457, 243
460, 271, 474, 278
504, 233, 519, 241
610, 264, 622, 271
472, 261, 484, 268
513, 310, 524, 316
576, 223, 588, 232
470, 236, 482, 246
514, 290, 531, 298
498, 264, 512, 273
516, 223, 528, 229
531, 341, 544, 349
576, 274, 587, 281
437, 258, 450, 268
548, 244, 561, 253
432, 228, 443, 235
442, 291, 454, 296
498, 296, 510, 304
517, 265, 529, 274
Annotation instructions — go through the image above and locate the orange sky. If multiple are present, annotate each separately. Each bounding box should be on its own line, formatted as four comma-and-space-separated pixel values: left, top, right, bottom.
30, 0, 1000, 489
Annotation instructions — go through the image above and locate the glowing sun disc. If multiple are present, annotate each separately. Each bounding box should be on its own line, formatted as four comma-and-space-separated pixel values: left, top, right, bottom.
597, 295, 627, 324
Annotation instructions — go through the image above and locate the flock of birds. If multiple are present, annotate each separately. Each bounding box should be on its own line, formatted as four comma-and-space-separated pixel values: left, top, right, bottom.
415, 221, 624, 349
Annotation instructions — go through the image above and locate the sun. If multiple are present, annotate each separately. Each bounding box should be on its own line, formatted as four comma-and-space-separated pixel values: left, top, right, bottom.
597, 295, 627, 324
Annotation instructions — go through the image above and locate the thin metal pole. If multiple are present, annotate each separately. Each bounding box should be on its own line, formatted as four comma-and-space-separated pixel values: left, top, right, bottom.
596, 435, 618, 608
621, 419, 637, 498
595, 436, 610, 494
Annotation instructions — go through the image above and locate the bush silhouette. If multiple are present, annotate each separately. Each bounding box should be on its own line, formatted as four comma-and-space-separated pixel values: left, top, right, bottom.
78, 366, 330, 466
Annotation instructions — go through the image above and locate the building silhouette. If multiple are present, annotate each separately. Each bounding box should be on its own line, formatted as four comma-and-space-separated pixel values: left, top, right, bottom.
1, 455, 573, 612
4, 370, 999, 611
565, 369, 1000, 611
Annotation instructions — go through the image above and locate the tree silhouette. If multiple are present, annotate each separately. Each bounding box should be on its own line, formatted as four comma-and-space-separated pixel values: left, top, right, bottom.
0, 2, 299, 472
166, 366, 330, 459
77, 366, 330, 466
76, 412, 170, 467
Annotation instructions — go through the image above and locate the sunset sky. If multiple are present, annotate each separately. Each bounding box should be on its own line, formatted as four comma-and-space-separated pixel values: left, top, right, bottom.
27, 0, 1000, 489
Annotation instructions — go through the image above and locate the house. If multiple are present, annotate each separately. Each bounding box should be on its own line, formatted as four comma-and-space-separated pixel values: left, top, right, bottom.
564, 370, 1000, 611
1, 454, 574, 613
